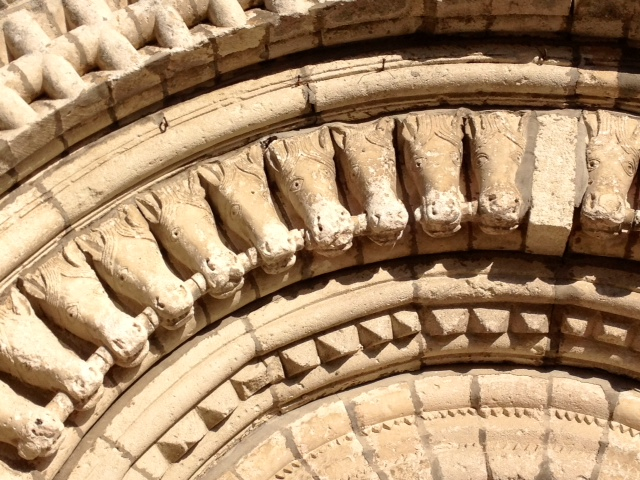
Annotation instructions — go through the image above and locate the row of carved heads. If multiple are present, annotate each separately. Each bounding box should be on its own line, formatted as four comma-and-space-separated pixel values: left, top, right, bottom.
0, 108, 636, 460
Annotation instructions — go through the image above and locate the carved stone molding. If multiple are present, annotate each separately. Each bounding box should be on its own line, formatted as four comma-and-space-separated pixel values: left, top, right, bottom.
47, 254, 640, 480
1, 107, 640, 469
209, 369, 640, 480
2, 2, 640, 479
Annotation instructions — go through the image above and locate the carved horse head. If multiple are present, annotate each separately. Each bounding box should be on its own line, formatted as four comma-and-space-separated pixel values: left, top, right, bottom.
469, 112, 529, 234
399, 112, 465, 237
136, 170, 245, 298
267, 127, 354, 255
332, 118, 408, 245
75, 205, 194, 328
581, 110, 640, 236
0, 287, 103, 403
0, 379, 65, 460
22, 243, 149, 367
199, 144, 299, 274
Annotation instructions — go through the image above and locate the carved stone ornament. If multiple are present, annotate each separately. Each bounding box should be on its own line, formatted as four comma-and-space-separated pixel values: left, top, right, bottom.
75, 204, 194, 329
399, 111, 466, 238
331, 117, 409, 246
7, 0, 640, 478
266, 127, 355, 255
468, 111, 530, 234
581, 110, 640, 237
21, 242, 150, 367
3, 106, 640, 469
0, 378, 64, 461
0, 287, 104, 404
136, 170, 245, 299
198, 144, 303, 275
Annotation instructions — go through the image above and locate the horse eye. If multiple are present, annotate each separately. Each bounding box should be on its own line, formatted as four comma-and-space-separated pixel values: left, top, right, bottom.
118, 268, 130, 282
587, 159, 600, 172
624, 161, 636, 176
415, 160, 422, 169
171, 228, 180, 239
66, 305, 78, 319
290, 178, 304, 193
475, 152, 489, 167
230, 204, 241, 217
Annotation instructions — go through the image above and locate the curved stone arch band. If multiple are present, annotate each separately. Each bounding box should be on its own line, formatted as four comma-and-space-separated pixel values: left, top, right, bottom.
2, 0, 640, 479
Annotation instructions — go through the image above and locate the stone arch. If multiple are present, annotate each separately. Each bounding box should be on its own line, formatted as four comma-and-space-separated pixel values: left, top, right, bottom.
2, 1, 640, 479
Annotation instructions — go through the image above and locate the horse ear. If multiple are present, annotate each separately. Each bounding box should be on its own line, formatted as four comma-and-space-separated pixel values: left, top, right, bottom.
400, 115, 418, 142
317, 126, 333, 152
198, 163, 225, 188
265, 143, 284, 173
136, 192, 162, 224
61, 242, 87, 268
75, 232, 106, 261
21, 272, 47, 300
246, 144, 266, 168
376, 117, 395, 135
9, 287, 33, 316
186, 169, 205, 195
518, 111, 531, 132
451, 110, 465, 129
330, 126, 347, 149
120, 204, 149, 230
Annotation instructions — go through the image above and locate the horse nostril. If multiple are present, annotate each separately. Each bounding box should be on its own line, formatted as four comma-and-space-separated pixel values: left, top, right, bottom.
155, 297, 165, 310
231, 266, 244, 278
206, 259, 217, 273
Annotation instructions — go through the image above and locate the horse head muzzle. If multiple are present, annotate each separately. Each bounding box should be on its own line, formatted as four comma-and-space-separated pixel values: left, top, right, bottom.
420, 192, 462, 238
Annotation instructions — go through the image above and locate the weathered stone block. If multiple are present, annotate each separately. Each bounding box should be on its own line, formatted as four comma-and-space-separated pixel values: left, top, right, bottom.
613, 391, 640, 430
351, 383, 414, 428
157, 410, 208, 463
279, 339, 321, 376
510, 309, 549, 334
319, 0, 423, 29
468, 307, 510, 334
593, 318, 631, 346
196, 381, 240, 429
133, 445, 171, 479
230, 361, 270, 400
551, 377, 609, 419
390, 310, 421, 338
315, 326, 361, 362
356, 314, 394, 348
478, 374, 547, 409
415, 374, 472, 412
289, 401, 352, 454
526, 113, 581, 256
235, 432, 295, 480
423, 308, 469, 336
561, 310, 595, 337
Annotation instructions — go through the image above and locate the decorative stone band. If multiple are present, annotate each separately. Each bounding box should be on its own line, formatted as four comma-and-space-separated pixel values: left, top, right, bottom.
55, 255, 640, 480
0, 0, 598, 129
0, 107, 636, 464
211, 370, 640, 480
0, 0, 640, 196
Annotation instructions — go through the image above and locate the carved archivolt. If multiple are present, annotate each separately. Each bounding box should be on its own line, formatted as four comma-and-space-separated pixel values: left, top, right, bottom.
0, 107, 639, 470
2, 2, 640, 479
214, 369, 640, 480
56, 255, 640, 480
